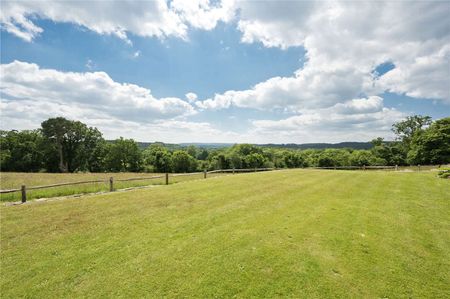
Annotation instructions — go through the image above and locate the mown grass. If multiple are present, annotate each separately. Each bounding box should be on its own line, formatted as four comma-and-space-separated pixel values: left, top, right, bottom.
0, 172, 225, 202
1, 169, 449, 298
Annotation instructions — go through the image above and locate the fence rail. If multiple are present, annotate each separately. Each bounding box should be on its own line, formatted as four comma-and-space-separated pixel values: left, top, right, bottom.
114, 175, 165, 182
1, 165, 432, 203
171, 172, 204, 177
313, 166, 396, 170
0, 168, 276, 203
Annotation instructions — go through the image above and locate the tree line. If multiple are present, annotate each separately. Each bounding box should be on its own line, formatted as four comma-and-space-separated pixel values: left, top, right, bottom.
1, 115, 448, 173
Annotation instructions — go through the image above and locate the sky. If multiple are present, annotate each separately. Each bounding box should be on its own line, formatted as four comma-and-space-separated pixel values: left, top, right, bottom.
1, 0, 449, 144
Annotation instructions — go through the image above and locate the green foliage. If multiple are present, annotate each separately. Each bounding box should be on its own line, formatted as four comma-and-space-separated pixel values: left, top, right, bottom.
41, 117, 105, 172
1, 115, 448, 173
104, 137, 142, 172
350, 150, 380, 166
370, 139, 406, 166
392, 115, 432, 147
143, 144, 173, 172
406, 117, 450, 165
437, 167, 450, 179
0, 130, 45, 172
172, 150, 197, 173
244, 153, 266, 168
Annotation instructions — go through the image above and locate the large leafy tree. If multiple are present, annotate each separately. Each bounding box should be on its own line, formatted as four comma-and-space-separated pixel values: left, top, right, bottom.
142, 144, 173, 172
245, 153, 266, 168
392, 115, 432, 148
0, 130, 45, 172
41, 117, 72, 172
172, 150, 197, 173
407, 117, 450, 165
105, 137, 142, 172
370, 138, 406, 166
41, 117, 105, 172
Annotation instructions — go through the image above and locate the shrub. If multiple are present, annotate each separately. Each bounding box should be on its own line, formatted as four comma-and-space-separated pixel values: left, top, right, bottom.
437, 167, 450, 179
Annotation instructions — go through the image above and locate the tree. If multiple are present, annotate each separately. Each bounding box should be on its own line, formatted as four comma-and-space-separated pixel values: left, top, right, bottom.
172, 150, 197, 173
41, 117, 72, 172
232, 144, 262, 156
370, 138, 404, 166
407, 117, 450, 165
186, 145, 198, 159
197, 148, 209, 160
349, 150, 371, 166
392, 115, 432, 147
104, 138, 142, 172
228, 152, 242, 169
142, 144, 172, 172
41, 117, 104, 172
0, 130, 45, 172
87, 139, 109, 172
245, 153, 266, 168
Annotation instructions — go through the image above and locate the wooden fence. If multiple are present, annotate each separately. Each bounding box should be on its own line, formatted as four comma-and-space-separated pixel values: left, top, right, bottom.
313, 165, 397, 170
0, 165, 430, 203
0, 168, 275, 203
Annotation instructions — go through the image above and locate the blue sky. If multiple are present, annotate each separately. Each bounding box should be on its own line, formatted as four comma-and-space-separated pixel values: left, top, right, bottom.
1, 1, 449, 143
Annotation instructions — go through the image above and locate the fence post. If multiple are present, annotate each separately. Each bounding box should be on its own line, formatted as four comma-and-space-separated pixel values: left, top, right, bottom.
418, 164, 421, 172
233, 167, 235, 174
254, 167, 257, 172
109, 177, 114, 192
395, 165, 398, 171
203, 170, 207, 179
21, 185, 26, 203
363, 165, 366, 171
165, 173, 169, 185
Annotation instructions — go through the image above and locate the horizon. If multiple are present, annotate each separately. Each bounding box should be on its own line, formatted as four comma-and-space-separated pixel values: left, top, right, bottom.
1, 1, 449, 143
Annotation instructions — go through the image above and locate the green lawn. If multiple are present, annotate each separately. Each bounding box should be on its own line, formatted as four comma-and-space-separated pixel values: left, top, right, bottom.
1, 170, 449, 298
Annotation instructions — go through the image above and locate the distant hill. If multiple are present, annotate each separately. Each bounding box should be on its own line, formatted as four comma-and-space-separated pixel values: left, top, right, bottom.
258, 142, 374, 150
132, 141, 374, 150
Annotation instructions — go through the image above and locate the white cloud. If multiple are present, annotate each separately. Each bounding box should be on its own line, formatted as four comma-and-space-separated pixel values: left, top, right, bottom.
196, 65, 368, 111
0, 61, 195, 123
0, 99, 239, 143
237, 1, 317, 49
0, 61, 245, 143
171, 0, 236, 31
0, 0, 238, 43
185, 92, 198, 103
0, 61, 412, 144
0, 0, 188, 42
375, 46, 450, 101
250, 96, 405, 143
1, 1, 448, 143
196, 1, 449, 112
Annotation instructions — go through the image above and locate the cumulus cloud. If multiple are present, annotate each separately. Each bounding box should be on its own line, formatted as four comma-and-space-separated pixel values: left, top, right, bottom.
196, 65, 368, 111
0, 99, 239, 143
0, 60, 195, 123
1, 1, 448, 142
196, 0, 449, 112
0, 61, 245, 142
0, 0, 238, 43
171, 0, 236, 31
250, 96, 405, 143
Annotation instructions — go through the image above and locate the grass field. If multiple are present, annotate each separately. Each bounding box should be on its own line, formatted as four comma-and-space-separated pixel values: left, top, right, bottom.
1, 169, 449, 298
0, 172, 225, 202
